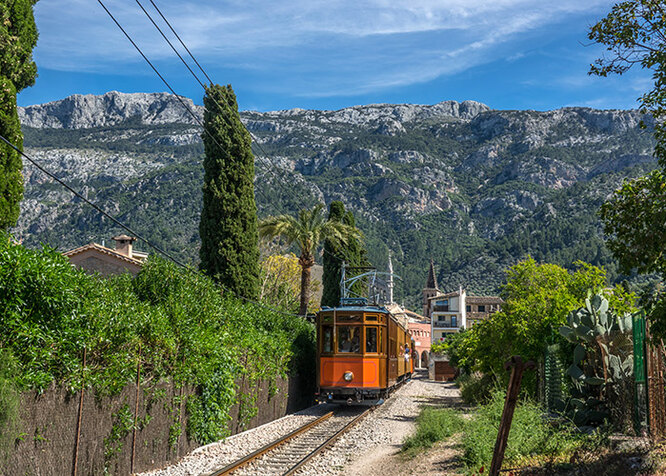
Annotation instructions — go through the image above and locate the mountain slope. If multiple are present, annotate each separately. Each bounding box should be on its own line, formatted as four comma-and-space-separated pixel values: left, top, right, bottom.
15, 92, 658, 306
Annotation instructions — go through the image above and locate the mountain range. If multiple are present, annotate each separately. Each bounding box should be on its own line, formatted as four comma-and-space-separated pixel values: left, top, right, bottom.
14, 91, 658, 307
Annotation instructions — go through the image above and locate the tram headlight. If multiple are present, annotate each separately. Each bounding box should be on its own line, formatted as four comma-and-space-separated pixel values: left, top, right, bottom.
343, 371, 354, 382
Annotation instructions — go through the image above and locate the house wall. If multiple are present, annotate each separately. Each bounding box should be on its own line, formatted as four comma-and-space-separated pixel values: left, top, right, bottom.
68, 251, 142, 277
407, 322, 431, 368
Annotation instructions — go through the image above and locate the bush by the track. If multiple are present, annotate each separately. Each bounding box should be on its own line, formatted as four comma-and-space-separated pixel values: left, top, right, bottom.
0, 233, 315, 444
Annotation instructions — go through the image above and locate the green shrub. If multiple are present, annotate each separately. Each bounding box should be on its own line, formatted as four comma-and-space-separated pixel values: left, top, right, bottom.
462, 389, 587, 471
456, 373, 496, 405
0, 234, 315, 444
401, 407, 465, 457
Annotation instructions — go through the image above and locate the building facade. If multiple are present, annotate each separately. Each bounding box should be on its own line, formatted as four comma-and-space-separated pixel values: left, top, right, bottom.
64, 235, 148, 277
423, 261, 502, 344
429, 287, 467, 342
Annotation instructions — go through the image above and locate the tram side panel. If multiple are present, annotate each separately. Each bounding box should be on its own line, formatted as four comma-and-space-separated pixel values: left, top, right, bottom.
388, 317, 398, 387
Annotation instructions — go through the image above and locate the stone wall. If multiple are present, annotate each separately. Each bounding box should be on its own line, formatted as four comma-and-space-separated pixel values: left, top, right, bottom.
3, 374, 311, 475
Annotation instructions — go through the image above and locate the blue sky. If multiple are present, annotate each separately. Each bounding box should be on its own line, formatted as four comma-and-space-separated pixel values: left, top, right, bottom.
17, 0, 652, 112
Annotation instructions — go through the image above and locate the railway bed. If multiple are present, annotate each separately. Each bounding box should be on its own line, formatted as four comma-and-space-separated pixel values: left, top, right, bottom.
209, 406, 373, 476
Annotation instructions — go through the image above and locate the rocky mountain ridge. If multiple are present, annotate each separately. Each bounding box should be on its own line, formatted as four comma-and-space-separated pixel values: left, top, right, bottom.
14, 92, 659, 304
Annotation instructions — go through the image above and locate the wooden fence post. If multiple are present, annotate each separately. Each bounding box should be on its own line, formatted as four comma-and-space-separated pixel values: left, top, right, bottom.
131, 344, 142, 474
72, 347, 86, 476
489, 356, 535, 476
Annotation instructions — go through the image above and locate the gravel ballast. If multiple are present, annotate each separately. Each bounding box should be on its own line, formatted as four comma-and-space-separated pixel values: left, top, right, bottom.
139, 370, 461, 476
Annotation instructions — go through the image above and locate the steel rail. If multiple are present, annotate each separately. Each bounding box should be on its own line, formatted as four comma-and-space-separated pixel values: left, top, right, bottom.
208, 411, 334, 476
282, 406, 375, 476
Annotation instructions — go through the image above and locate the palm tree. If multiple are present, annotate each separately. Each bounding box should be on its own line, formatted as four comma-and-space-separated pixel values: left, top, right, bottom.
259, 204, 362, 316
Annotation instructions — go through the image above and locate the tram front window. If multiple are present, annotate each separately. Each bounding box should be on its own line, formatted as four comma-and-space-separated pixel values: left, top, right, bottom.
322, 326, 333, 353
338, 327, 361, 353
366, 327, 378, 353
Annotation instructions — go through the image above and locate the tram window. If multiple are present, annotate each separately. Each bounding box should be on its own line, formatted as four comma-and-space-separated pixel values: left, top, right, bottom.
380, 327, 385, 354
366, 327, 378, 353
338, 314, 361, 322
322, 326, 333, 353
338, 326, 361, 353
365, 314, 378, 322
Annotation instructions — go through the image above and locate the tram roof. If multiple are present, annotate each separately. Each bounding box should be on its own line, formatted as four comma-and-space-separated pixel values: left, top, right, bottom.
319, 306, 390, 314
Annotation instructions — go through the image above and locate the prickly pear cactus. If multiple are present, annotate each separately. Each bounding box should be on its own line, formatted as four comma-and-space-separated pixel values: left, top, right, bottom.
558, 292, 634, 427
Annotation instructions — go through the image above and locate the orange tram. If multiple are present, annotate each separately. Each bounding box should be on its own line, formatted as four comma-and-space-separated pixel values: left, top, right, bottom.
316, 299, 415, 405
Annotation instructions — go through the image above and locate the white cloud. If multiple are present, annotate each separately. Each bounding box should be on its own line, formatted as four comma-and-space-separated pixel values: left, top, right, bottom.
31, 0, 618, 96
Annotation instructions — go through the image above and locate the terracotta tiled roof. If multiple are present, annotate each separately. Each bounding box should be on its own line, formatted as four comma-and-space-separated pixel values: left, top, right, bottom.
63, 243, 143, 266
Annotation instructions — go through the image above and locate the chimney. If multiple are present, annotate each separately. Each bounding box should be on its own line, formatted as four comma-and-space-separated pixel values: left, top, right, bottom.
112, 234, 136, 258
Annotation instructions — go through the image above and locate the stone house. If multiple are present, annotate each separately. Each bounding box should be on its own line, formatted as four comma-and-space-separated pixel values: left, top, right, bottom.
63, 235, 148, 277
422, 260, 502, 343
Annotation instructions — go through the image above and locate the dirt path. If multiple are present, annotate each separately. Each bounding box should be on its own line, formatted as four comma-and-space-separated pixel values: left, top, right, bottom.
332, 372, 466, 476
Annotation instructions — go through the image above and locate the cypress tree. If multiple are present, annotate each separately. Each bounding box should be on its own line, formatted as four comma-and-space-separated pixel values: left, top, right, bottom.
321, 202, 368, 307
321, 201, 345, 307
0, 1, 38, 230
199, 84, 260, 299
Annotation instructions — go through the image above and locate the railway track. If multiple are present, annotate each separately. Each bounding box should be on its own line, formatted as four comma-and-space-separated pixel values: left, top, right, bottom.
209, 406, 374, 476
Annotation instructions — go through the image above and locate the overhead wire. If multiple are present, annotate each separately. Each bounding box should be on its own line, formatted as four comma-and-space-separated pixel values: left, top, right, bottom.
140, 0, 302, 215
96, 0, 274, 208
94, 1, 315, 316
148, 0, 213, 85
97, 0, 361, 311
132, 0, 282, 213
1, 134, 302, 318
135, 0, 357, 264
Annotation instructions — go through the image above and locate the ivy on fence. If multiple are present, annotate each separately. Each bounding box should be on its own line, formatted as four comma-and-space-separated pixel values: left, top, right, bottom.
0, 234, 315, 451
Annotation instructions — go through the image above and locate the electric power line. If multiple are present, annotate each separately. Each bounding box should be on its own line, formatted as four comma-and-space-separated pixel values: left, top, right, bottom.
149, 0, 213, 85
96, 0, 275, 207
139, 1, 320, 215
134, 0, 357, 264
100, 0, 360, 286
97, 0, 350, 312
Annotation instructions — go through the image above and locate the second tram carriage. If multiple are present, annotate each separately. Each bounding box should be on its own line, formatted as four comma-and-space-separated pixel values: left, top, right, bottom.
316, 298, 414, 405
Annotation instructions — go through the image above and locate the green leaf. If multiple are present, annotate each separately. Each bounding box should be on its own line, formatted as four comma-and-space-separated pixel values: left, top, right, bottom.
571, 398, 585, 409
574, 344, 586, 365
585, 376, 605, 385
559, 326, 574, 341
599, 298, 609, 315
581, 312, 595, 329
567, 364, 585, 381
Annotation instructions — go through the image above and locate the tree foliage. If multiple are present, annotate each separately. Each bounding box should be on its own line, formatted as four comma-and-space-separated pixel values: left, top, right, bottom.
590, 1, 666, 337
259, 204, 362, 316
589, 0, 666, 166
199, 84, 260, 299
0, 0, 38, 230
447, 258, 636, 394
0, 234, 315, 444
259, 253, 320, 313
321, 201, 368, 307
599, 169, 666, 275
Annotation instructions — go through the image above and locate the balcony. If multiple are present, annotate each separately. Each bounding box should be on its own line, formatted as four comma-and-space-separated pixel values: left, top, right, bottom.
433, 305, 450, 312
433, 319, 459, 329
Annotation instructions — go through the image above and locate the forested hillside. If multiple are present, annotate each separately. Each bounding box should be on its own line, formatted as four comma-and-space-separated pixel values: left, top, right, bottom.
14, 92, 658, 307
